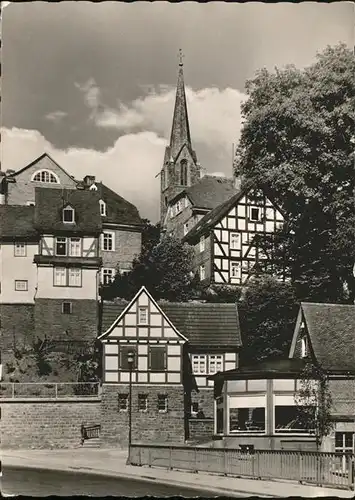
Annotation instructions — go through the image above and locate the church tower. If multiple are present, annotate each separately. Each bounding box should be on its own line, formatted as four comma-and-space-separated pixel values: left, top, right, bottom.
160, 51, 201, 224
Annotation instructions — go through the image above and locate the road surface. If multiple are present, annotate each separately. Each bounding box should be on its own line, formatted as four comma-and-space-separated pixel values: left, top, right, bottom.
2, 466, 221, 497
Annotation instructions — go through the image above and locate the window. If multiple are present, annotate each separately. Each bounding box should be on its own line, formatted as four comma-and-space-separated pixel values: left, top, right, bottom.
54, 267, 82, 287
230, 233, 240, 250
54, 267, 66, 286
56, 237, 67, 256
26, 201, 35, 206
138, 306, 148, 325
301, 337, 308, 358
335, 432, 354, 473
149, 346, 166, 371
191, 402, 199, 416
157, 394, 168, 413
99, 200, 106, 217
32, 169, 59, 184
199, 265, 206, 281
62, 302, 72, 314
102, 231, 115, 251
180, 159, 188, 186
101, 268, 115, 285
230, 262, 240, 279
192, 355, 207, 375
14, 242, 26, 257
199, 235, 205, 253
250, 207, 261, 222
138, 394, 148, 412
183, 222, 189, 236
63, 206, 75, 223
274, 406, 313, 434
15, 280, 28, 291
68, 268, 82, 287
69, 237, 81, 257
119, 346, 137, 371
209, 355, 223, 374
229, 407, 266, 433
118, 393, 128, 412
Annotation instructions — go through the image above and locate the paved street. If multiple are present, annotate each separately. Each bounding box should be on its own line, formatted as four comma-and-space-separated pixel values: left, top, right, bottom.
2, 466, 217, 497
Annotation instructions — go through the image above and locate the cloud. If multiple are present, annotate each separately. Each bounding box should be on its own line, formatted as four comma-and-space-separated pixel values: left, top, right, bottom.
45, 110, 68, 122
77, 79, 247, 155
2, 127, 166, 222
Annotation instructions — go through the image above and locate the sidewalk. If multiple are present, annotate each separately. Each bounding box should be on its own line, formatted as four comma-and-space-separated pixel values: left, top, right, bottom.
2, 448, 354, 498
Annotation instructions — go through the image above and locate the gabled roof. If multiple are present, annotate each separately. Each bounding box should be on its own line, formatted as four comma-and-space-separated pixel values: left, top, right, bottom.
208, 357, 309, 381
171, 175, 238, 210
87, 182, 142, 226
292, 302, 355, 373
0, 205, 37, 240
183, 185, 247, 243
100, 291, 241, 348
7, 152, 78, 183
34, 187, 102, 234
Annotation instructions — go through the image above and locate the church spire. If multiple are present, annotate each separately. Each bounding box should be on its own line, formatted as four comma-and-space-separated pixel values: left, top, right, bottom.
169, 49, 192, 159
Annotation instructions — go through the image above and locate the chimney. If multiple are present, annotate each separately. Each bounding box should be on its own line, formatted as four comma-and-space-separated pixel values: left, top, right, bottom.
5, 169, 15, 176
83, 175, 95, 187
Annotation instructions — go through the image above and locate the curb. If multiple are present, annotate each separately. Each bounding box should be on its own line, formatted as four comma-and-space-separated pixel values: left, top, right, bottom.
2, 458, 277, 498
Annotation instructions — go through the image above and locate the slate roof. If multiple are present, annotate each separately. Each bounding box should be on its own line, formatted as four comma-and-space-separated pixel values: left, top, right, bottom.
91, 182, 142, 226
170, 175, 238, 211
101, 300, 241, 348
0, 205, 37, 240
208, 358, 309, 381
301, 302, 355, 373
34, 187, 102, 234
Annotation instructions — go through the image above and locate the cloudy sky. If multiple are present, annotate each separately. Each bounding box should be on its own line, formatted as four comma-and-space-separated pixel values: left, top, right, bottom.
2, 1, 354, 222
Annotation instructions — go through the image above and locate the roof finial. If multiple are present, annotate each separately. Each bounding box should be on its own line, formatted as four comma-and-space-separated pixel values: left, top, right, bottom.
178, 48, 184, 67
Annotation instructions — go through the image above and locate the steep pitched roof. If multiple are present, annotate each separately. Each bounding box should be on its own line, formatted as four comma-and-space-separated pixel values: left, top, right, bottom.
34, 187, 102, 234
7, 152, 78, 183
299, 302, 355, 373
91, 182, 142, 226
0, 205, 37, 240
101, 299, 241, 348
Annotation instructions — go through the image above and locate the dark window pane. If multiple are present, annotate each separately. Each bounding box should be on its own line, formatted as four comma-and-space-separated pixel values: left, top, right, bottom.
149, 346, 166, 371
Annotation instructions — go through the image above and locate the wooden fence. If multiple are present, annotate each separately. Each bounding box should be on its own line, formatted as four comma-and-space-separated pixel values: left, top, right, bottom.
128, 443, 354, 490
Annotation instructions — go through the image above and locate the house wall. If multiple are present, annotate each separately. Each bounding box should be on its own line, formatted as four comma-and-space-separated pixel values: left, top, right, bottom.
100, 384, 185, 447
7, 155, 77, 205
0, 242, 38, 303
164, 201, 194, 239
1, 399, 100, 449
34, 298, 99, 342
36, 267, 99, 300
100, 227, 141, 273
193, 234, 212, 282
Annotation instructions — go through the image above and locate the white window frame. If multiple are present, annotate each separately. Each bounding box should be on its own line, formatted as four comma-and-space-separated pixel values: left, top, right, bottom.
199, 264, 206, 281
230, 261, 240, 279
99, 199, 106, 216
31, 169, 59, 184
199, 235, 205, 253
101, 231, 115, 251
101, 268, 116, 285
209, 355, 223, 374
14, 242, 26, 257
230, 232, 240, 250
14, 280, 28, 291
55, 237, 68, 256
138, 306, 148, 325
138, 394, 148, 412
63, 206, 75, 224
157, 394, 168, 413
249, 206, 261, 222
69, 237, 81, 257
118, 393, 129, 412
192, 354, 207, 375
54, 267, 67, 287
301, 337, 308, 358
68, 268, 82, 287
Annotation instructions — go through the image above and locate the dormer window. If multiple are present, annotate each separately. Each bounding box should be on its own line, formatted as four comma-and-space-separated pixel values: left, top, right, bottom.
63, 206, 75, 223
89, 183, 98, 191
32, 169, 59, 184
99, 200, 106, 217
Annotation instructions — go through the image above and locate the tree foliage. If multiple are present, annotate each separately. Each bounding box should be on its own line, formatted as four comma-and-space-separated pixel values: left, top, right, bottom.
235, 44, 355, 303
295, 362, 333, 449
238, 276, 298, 365
104, 235, 200, 302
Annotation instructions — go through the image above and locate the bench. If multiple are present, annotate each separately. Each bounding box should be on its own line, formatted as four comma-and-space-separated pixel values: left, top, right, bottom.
80, 423, 101, 445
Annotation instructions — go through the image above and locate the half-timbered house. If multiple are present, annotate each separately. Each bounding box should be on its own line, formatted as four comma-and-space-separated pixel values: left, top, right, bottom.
182, 186, 285, 286
99, 286, 241, 446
